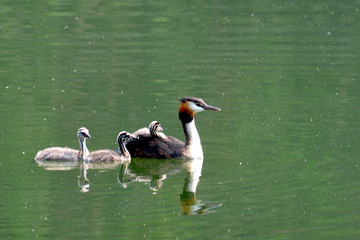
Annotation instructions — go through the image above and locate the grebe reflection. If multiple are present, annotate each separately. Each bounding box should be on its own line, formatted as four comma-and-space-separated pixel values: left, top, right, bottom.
78, 161, 90, 193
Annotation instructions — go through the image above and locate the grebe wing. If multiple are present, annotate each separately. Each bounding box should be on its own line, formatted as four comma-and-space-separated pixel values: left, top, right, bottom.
165, 136, 184, 145
126, 136, 185, 159
132, 127, 150, 137
34, 147, 78, 161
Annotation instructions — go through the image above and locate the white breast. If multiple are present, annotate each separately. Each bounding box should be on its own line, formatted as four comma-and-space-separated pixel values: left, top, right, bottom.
184, 120, 203, 158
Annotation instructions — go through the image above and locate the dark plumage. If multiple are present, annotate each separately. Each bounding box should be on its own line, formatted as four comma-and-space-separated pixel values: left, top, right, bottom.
127, 135, 185, 159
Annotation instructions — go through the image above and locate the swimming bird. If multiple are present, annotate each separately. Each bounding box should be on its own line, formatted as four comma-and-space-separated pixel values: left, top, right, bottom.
34, 127, 91, 161
85, 131, 136, 162
126, 97, 221, 159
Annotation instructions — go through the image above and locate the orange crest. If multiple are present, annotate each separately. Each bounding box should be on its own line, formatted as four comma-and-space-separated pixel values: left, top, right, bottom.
179, 101, 195, 117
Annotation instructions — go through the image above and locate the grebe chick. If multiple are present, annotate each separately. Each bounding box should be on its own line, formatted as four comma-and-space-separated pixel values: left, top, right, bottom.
132, 121, 165, 139
149, 121, 166, 139
126, 97, 221, 159
85, 131, 136, 162
133, 121, 163, 138
34, 127, 91, 161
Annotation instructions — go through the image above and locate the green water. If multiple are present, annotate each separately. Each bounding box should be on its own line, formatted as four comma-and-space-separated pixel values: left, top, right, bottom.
1, 0, 360, 239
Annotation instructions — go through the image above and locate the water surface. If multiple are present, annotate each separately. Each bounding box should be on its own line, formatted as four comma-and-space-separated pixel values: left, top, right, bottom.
1, 0, 360, 239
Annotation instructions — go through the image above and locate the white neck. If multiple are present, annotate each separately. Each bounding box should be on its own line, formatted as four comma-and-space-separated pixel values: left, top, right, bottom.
79, 138, 90, 159
184, 120, 203, 158
117, 141, 130, 159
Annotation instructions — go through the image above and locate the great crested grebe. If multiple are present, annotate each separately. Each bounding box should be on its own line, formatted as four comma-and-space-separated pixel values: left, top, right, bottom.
85, 131, 136, 162
34, 127, 91, 161
126, 97, 221, 159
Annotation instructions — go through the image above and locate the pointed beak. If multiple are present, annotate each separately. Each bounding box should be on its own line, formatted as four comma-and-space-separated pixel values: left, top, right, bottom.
129, 134, 138, 140
203, 104, 221, 111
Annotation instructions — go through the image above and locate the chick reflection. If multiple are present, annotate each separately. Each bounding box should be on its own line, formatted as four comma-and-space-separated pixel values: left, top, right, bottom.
35, 158, 130, 193
78, 161, 127, 192
119, 158, 183, 191
117, 161, 166, 191
78, 161, 90, 193
34, 158, 79, 171
34, 159, 90, 192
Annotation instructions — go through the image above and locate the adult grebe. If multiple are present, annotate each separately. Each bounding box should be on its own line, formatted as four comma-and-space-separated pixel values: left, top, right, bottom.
34, 127, 91, 161
85, 131, 136, 162
126, 97, 221, 159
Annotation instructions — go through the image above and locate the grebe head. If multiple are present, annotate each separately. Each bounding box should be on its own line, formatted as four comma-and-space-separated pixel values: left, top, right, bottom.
179, 97, 221, 118
149, 121, 163, 133
77, 127, 91, 140
149, 121, 166, 139
117, 131, 137, 145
